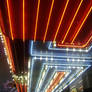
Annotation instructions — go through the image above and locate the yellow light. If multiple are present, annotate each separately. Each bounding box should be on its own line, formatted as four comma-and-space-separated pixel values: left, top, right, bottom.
43, 0, 54, 43
82, 36, 92, 48
58, 36, 92, 48
6, 0, 14, 40
53, 0, 69, 42
34, 0, 40, 42
71, 7, 92, 43
62, 0, 83, 44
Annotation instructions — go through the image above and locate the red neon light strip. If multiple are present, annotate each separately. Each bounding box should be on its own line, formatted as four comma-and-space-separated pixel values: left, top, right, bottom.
24, 84, 27, 92
61, 0, 83, 44
43, 0, 54, 43
0, 12, 15, 72
20, 84, 23, 92
58, 36, 92, 48
3, 33, 15, 72
34, 0, 40, 42
0, 11, 6, 34
53, 0, 69, 42
71, 7, 92, 44
6, 0, 14, 40
6, 37, 15, 72
58, 7, 92, 48
23, 0, 25, 41
15, 82, 20, 92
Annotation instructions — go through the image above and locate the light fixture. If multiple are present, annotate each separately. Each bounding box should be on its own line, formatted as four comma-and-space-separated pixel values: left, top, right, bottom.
50, 66, 53, 68
72, 59, 75, 62
66, 48, 69, 51
55, 66, 57, 69
73, 48, 76, 52
79, 49, 82, 52
34, 56, 37, 60
53, 43, 56, 47
46, 57, 48, 61
77, 59, 80, 62
86, 49, 88, 52
67, 58, 69, 61
40, 56, 42, 60
51, 57, 53, 61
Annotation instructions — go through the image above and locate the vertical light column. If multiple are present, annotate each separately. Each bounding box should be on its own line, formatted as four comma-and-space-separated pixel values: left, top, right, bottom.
6, 0, 14, 40
53, 0, 69, 43
62, 0, 83, 44
23, 0, 25, 41
43, 0, 54, 43
71, 7, 92, 44
34, 0, 40, 42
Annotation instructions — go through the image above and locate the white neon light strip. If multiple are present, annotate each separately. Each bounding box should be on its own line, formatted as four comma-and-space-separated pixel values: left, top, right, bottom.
57, 65, 91, 92
35, 65, 49, 92
30, 41, 92, 59
48, 42, 92, 52
38, 64, 71, 92
32, 57, 91, 92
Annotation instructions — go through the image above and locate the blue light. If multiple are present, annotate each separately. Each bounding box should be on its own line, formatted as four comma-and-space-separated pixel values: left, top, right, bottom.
29, 40, 92, 92
48, 42, 92, 52
30, 41, 92, 60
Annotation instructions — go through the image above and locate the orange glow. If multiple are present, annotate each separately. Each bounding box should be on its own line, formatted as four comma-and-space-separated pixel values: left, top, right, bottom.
46, 72, 65, 92
20, 84, 23, 92
6, 0, 14, 40
15, 82, 20, 92
43, 0, 54, 43
34, 0, 40, 42
81, 36, 92, 48
0, 11, 6, 33
53, 0, 69, 42
71, 7, 92, 44
58, 36, 92, 48
24, 84, 27, 92
0, 12, 15, 72
4, 36, 15, 72
62, 0, 83, 44
23, 0, 25, 41
1, 29, 15, 72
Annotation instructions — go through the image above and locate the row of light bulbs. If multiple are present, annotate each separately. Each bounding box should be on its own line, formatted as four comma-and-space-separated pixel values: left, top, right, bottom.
0, 30, 13, 72
67, 58, 85, 62
53, 43, 88, 52
34, 56, 85, 62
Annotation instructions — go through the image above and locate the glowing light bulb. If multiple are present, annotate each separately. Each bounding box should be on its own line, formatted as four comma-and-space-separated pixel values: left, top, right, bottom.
77, 59, 80, 62
67, 58, 69, 61
51, 57, 53, 61
72, 59, 75, 62
83, 59, 85, 62
46, 57, 48, 61
40, 56, 42, 60
66, 48, 69, 51
73, 48, 76, 52
34, 56, 36, 59
85, 49, 88, 52
51, 66, 53, 68
79, 49, 82, 52
53, 41, 56, 47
